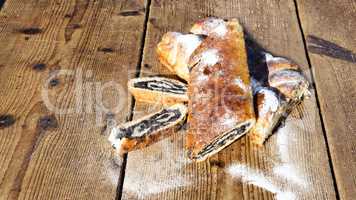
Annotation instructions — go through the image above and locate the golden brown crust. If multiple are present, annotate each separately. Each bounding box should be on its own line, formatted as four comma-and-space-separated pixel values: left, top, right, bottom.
265, 53, 299, 76
156, 32, 203, 81
187, 19, 255, 160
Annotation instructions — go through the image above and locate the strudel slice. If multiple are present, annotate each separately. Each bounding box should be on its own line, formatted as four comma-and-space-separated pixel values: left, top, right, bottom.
265, 53, 310, 102
128, 77, 188, 105
109, 104, 187, 154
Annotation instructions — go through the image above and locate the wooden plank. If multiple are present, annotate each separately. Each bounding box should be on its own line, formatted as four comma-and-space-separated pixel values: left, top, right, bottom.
296, 1, 356, 199
0, 0, 148, 199
122, 0, 337, 199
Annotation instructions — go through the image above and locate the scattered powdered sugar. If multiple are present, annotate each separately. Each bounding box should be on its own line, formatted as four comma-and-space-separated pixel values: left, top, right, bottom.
200, 49, 220, 66
227, 164, 279, 193
227, 164, 296, 200
275, 191, 297, 200
273, 164, 308, 188
275, 128, 309, 188
213, 22, 228, 37
123, 173, 190, 197
258, 88, 280, 116
276, 129, 290, 161
108, 127, 122, 150
121, 134, 193, 198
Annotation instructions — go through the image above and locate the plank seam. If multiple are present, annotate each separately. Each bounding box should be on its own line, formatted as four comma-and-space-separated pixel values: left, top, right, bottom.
115, 0, 152, 199
292, 0, 341, 199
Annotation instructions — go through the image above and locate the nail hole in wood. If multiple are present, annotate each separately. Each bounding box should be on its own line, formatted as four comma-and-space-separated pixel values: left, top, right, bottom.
33, 63, 46, 71
119, 10, 142, 16
19, 27, 42, 35
49, 78, 59, 87
38, 115, 58, 131
98, 47, 114, 53
0, 114, 15, 129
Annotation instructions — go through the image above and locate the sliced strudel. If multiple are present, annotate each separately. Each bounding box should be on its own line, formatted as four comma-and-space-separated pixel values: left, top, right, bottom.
128, 77, 188, 105
249, 53, 310, 145
186, 18, 255, 161
249, 86, 287, 146
109, 104, 187, 154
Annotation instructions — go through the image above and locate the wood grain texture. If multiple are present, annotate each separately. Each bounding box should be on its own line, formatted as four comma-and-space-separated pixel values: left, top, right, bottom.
122, 0, 336, 199
0, 0, 148, 199
296, 0, 356, 199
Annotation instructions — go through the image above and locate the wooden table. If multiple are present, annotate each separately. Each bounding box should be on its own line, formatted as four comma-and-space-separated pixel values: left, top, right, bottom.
0, 0, 355, 199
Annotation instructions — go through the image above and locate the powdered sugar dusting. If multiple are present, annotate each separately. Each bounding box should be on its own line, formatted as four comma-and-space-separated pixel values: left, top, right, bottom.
177, 34, 202, 59
276, 129, 290, 161
213, 22, 228, 37
195, 74, 208, 83
204, 18, 228, 37
265, 52, 287, 63
200, 49, 220, 66
220, 112, 237, 127
234, 78, 248, 92
259, 88, 280, 116
108, 127, 122, 150
275, 191, 297, 200
121, 134, 193, 198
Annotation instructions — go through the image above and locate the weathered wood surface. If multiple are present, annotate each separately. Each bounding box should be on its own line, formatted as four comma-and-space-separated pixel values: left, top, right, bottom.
0, 0, 148, 199
122, 0, 337, 199
296, 0, 356, 199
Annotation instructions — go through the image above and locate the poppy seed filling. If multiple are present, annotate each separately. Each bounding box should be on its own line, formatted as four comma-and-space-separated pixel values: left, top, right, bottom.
116, 108, 182, 139
134, 80, 187, 94
194, 122, 250, 159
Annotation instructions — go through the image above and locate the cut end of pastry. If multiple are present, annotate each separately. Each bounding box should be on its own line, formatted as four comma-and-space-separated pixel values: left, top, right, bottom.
249, 87, 286, 146
156, 32, 203, 81
128, 76, 188, 105
265, 53, 310, 102
108, 103, 188, 154
187, 120, 255, 162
